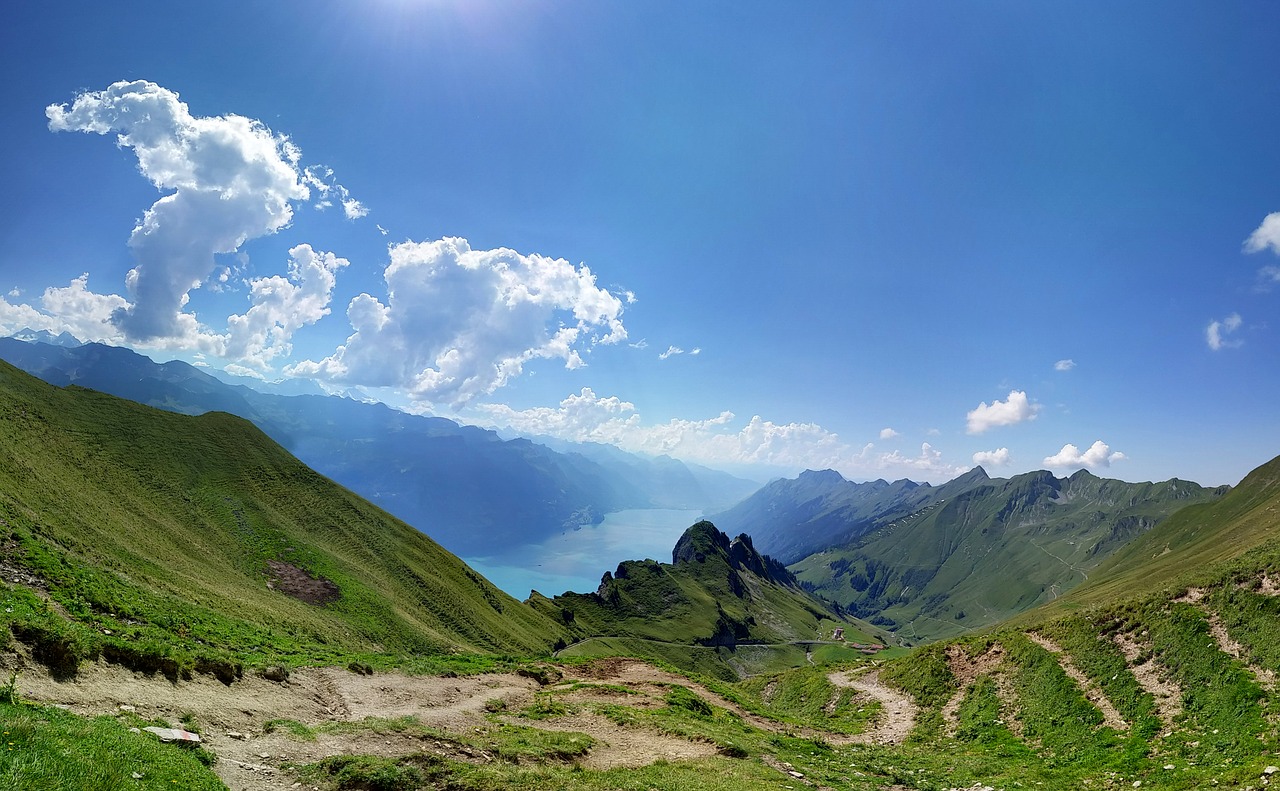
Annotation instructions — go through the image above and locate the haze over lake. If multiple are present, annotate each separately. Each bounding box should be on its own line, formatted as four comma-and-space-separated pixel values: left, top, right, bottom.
464, 509, 704, 599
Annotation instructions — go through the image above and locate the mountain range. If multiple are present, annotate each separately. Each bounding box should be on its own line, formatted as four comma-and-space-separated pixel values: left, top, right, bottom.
711, 465, 1226, 641
0, 334, 757, 557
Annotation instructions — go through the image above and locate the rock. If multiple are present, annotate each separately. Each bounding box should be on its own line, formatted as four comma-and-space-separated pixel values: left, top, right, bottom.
226, 730, 245, 740
118, 704, 136, 713
131, 773, 143, 779
259, 665, 289, 682
1268, 767, 1280, 776
142, 726, 201, 743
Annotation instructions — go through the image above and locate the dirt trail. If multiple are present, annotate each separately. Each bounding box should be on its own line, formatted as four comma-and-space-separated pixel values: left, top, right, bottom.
1026, 633, 1126, 731
3, 652, 724, 789
826, 669, 917, 745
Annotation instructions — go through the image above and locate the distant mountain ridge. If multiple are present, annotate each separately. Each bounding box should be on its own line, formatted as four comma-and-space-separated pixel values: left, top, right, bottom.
708, 466, 993, 564
0, 337, 756, 556
712, 465, 1227, 642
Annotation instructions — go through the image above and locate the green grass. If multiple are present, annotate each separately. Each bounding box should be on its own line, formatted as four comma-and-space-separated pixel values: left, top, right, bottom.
736, 666, 880, 735
0, 360, 568, 680
0, 702, 224, 790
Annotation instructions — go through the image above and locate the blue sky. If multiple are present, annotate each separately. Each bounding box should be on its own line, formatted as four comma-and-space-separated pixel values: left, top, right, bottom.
2, 1, 1279, 487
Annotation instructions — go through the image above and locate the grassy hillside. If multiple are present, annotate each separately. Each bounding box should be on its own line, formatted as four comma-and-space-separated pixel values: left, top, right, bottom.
530, 521, 895, 679
1029, 452, 1280, 615
0, 359, 565, 678
789, 468, 1223, 642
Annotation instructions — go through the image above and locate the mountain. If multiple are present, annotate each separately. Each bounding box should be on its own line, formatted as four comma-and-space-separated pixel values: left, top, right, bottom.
708, 466, 993, 564
530, 436, 761, 511
1039, 451, 1280, 613
793, 468, 1226, 641
9, 327, 82, 347
0, 359, 567, 679
0, 338, 750, 556
527, 520, 895, 679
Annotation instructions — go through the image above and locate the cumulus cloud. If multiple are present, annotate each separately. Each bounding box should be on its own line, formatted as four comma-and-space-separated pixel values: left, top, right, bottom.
301, 165, 367, 219
471, 388, 970, 481
965, 390, 1041, 434
1206, 313, 1243, 351
288, 237, 627, 406
46, 80, 357, 343
0, 275, 128, 343
972, 447, 1011, 467
1054, 359, 1076, 371
1245, 212, 1280, 256
879, 428, 900, 440
223, 244, 348, 370
1043, 440, 1126, 470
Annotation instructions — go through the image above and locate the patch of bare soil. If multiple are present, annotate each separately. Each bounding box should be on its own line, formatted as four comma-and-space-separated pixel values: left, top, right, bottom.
264, 560, 339, 605
940, 643, 1009, 736
1113, 631, 1182, 733
1202, 609, 1278, 692
2, 651, 744, 788
1258, 574, 1280, 596
1174, 587, 1206, 604
1026, 633, 1126, 731
826, 669, 917, 745
559, 657, 782, 733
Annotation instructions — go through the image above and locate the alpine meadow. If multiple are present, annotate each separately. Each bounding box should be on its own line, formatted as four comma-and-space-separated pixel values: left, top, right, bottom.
4, 4, 1280, 791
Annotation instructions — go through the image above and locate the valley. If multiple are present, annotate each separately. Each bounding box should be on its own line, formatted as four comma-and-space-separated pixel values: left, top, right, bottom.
3, 341, 1280, 790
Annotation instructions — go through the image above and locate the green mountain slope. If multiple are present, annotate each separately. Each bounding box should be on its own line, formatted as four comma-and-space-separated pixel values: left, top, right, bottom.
788, 468, 1224, 642
1035, 452, 1280, 613
528, 521, 895, 679
0, 359, 565, 677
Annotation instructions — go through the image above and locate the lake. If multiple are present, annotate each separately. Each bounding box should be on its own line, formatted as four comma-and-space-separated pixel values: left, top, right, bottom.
463, 508, 704, 600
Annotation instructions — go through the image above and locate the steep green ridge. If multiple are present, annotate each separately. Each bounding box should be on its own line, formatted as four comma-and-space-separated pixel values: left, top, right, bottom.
1035, 452, 1280, 614
0, 359, 565, 675
867, 456, 1280, 789
529, 521, 894, 679
0, 339, 756, 556
788, 468, 1224, 642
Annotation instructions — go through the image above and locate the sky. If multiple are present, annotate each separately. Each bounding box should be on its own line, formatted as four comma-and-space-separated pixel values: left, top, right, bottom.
2, 1, 1279, 488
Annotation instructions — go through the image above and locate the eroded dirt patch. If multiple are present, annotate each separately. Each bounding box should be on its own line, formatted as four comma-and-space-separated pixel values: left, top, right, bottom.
1026, 633, 1126, 731
827, 669, 917, 745
1113, 631, 1183, 732
265, 560, 340, 605
941, 643, 1010, 736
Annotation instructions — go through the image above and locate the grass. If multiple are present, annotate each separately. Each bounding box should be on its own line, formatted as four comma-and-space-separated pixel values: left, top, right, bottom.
0, 359, 569, 681
0, 701, 224, 790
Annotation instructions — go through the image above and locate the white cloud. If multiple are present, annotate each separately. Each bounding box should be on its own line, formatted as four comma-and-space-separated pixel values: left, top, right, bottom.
965, 390, 1041, 434
1206, 313, 1243, 351
690, 347, 702, 356
879, 427, 900, 440
658, 345, 683, 360
1256, 265, 1280, 291
0, 275, 128, 343
1043, 440, 1126, 470
376, 224, 390, 236
288, 237, 627, 406
223, 244, 348, 370
623, 290, 637, 304
46, 80, 356, 343
7, 288, 19, 298
471, 388, 969, 481
1054, 359, 1076, 372
972, 447, 1011, 467
1245, 212, 1280, 256
629, 339, 648, 350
